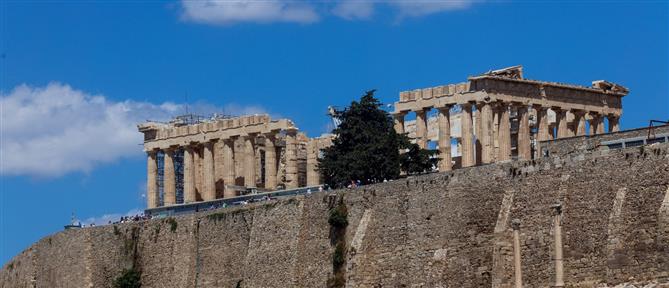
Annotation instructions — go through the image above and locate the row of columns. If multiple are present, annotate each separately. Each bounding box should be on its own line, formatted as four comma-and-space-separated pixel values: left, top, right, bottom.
395, 102, 621, 172
146, 132, 300, 209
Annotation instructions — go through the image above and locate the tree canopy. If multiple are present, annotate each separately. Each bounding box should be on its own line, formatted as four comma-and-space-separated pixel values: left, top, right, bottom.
318, 90, 438, 188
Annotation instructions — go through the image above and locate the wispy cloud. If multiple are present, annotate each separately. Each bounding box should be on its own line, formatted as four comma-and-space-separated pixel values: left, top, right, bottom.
0, 82, 270, 178
332, 0, 376, 20
181, 0, 320, 25
180, 0, 478, 25
389, 0, 475, 18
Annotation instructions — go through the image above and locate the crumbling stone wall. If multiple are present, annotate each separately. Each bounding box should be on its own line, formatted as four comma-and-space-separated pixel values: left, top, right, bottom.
2, 142, 668, 288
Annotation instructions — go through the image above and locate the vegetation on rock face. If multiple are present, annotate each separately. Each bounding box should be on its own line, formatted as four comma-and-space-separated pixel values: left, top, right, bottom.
327, 197, 349, 288
115, 226, 142, 288
328, 203, 349, 229
166, 217, 178, 233
318, 90, 438, 188
113, 268, 141, 288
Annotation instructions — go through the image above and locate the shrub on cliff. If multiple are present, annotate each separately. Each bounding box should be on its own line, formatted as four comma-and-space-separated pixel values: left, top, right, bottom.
319, 90, 437, 188
328, 201, 348, 229
113, 268, 141, 288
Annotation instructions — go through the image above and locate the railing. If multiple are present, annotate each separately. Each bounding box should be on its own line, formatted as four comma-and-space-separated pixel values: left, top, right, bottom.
145, 185, 325, 218
601, 133, 669, 150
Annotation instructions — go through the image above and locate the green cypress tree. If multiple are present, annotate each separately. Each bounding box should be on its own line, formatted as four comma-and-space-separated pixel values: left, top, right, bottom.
319, 90, 438, 188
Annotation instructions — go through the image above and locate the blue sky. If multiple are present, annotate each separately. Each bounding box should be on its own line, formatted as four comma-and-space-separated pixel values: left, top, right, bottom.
1, 1, 667, 264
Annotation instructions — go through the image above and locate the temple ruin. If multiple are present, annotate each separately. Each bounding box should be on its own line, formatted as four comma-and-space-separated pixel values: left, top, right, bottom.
138, 114, 332, 209
139, 65, 629, 209
393, 65, 628, 170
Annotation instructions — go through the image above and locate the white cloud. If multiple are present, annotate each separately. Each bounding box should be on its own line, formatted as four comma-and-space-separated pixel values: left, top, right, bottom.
0, 82, 269, 178
180, 0, 477, 25
332, 0, 375, 20
389, 0, 475, 18
181, 0, 320, 25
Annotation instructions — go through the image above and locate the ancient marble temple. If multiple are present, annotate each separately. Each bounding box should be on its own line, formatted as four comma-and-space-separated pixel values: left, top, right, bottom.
138, 114, 332, 209
393, 65, 628, 170
139, 65, 628, 209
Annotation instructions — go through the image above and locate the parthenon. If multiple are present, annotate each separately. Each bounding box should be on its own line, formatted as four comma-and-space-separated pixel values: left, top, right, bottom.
393, 65, 629, 170
138, 114, 332, 209
140, 65, 629, 209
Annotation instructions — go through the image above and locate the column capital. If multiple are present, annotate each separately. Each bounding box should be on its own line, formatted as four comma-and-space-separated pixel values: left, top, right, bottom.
393, 111, 408, 117
412, 107, 430, 113
437, 105, 452, 111
284, 128, 298, 136
510, 101, 527, 108
586, 111, 601, 119
532, 104, 548, 110
475, 99, 491, 105
164, 145, 179, 152
221, 137, 235, 144
571, 109, 587, 116
491, 101, 508, 109
263, 131, 277, 138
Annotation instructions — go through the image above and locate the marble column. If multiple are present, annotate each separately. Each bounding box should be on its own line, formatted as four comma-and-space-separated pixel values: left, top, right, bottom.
393, 112, 406, 134
596, 115, 605, 134
202, 141, 216, 201
608, 115, 620, 133
264, 134, 278, 190
535, 106, 550, 141
223, 139, 236, 198
517, 104, 531, 160
183, 146, 196, 203
437, 106, 452, 172
493, 108, 500, 162
552, 204, 565, 287
566, 111, 577, 137
480, 102, 494, 164
556, 108, 569, 138
512, 219, 523, 288
285, 131, 298, 189
415, 108, 428, 149
307, 139, 320, 186
194, 146, 202, 199
575, 111, 586, 136
475, 106, 483, 165
244, 135, 256, 188
498, 103, 511, 161
146, 151, 158, 208
163, 148, 176, 206
461, 103, 475, 167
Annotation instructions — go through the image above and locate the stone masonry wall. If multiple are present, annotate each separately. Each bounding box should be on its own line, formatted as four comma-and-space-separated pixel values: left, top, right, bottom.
540, 124, 669, 158
2, 141, 669, 288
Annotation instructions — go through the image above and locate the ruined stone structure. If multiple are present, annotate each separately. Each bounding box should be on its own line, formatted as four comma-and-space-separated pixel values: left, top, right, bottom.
138, 114, 331, 209
393, 65, 629, 171
3, 125, 668, 288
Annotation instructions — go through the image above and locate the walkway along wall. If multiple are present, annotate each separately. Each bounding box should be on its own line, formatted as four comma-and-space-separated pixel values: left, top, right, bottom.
2, 141, 669, 287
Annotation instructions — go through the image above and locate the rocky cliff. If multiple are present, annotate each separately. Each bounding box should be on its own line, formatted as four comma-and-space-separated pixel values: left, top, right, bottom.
2, 142, 669, 288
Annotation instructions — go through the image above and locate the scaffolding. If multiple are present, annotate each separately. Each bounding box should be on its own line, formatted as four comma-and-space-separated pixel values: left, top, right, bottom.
156, 151, 165, 207
156, 149, 186, 205
174, 149, 184, 204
